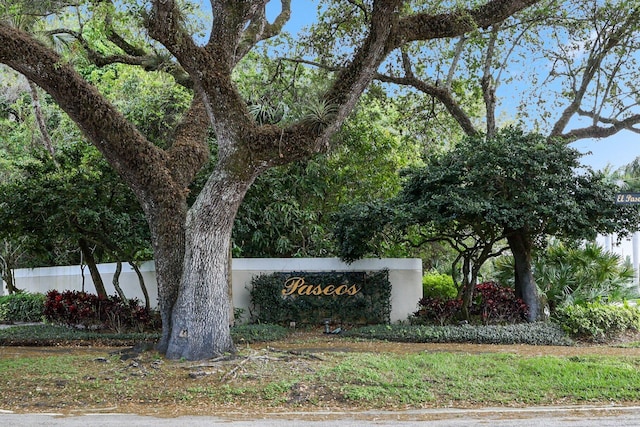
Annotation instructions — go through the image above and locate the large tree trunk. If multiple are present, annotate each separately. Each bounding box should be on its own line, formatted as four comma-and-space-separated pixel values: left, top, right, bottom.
165, 167, 254, 360
506, 230, 538, 322
146, 205, 188, 354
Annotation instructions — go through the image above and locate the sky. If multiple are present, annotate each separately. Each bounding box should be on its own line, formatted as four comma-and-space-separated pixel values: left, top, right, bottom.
235, 1, 640, 172
571, 131, 639, 172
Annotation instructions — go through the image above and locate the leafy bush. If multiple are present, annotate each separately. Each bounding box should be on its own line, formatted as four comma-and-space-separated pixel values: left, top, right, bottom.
422, 271, 457, 299
412, 297, 462, 326
554, 302, 640, 341
43, 290, 158, 332
249, 270, 391, 326
345, 323, 574, 346
412, 282, 528, 325
0, 293, 45, 323
471, 281, 529, 324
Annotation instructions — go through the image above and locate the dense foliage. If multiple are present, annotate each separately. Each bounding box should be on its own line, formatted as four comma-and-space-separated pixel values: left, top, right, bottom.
0, 143, 151, 268
43, 290, 158, 332
232, 94, 423, 258
554, 302, 640, 342
413, 281, 528, 326
494, 241, 637, 311
249, 270, 391, 326
422, 271, 457, 299
0, 292, 44, 323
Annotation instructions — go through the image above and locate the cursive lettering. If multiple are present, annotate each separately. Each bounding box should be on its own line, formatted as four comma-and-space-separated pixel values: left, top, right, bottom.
282, 277, 360, 297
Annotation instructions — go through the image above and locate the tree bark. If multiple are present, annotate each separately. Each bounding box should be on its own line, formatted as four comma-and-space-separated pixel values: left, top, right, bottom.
459, 256, 475, 320
0, 256, 19, 294
79, 238, 108, 298
146, 203, 188, 354
166, 167, 254, 360
506, 230, 538, 321
111, 261, 128, 303
129, 262, 151, 310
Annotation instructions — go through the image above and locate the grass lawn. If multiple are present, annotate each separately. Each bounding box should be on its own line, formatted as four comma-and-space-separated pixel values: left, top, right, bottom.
2, 324, 640, 415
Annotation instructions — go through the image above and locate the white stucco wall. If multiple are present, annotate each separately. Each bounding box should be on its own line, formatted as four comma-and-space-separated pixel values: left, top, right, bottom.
4, 258, 422, 324
6, 261, 159, 305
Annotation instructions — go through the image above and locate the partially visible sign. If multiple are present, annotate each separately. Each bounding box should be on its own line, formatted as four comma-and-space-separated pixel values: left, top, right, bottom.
616, 193, 640, 205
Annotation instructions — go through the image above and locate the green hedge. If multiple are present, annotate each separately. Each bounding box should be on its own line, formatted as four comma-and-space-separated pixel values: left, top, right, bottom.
554, 302, 640, 341
249, 270, 391, 326
422, 271, 457, 299
0, 293, 45, 323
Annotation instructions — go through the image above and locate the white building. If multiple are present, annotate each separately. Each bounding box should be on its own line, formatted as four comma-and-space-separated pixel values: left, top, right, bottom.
596, 231, 640, 285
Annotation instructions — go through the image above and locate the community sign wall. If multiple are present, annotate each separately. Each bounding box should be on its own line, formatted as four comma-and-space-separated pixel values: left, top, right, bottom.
3, 258, 423, 324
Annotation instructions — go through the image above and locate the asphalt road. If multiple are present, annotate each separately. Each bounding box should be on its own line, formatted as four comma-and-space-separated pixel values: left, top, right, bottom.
3, 406, 640, 427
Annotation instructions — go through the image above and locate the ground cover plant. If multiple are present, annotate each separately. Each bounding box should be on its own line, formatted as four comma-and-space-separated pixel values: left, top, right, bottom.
345, 323, 575, 346
0, 324, 288, 347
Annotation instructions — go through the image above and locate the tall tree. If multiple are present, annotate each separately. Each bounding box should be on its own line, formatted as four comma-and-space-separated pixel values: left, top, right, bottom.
335, 127, 640, 320
342, 0, 640, 314
0, 0, 539, 360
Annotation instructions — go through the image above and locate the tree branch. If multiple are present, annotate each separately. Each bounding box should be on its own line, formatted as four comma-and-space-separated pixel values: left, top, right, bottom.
374, 71, 480, 136
46, 28, 193, 88
236, 0, 292, 62
389, 0, 540, 49
482, 24, 500, 138
557, 112, 640, 141
0, 23, 180, 204
166, 96, 211, 189
550, 5, 640, 138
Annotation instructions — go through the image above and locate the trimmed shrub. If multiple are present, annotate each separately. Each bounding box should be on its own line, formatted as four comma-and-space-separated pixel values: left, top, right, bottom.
422, 271, 457, 299
44, 290, 158, 332
554, 302, 640, 341
0, 293, 45, 323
